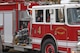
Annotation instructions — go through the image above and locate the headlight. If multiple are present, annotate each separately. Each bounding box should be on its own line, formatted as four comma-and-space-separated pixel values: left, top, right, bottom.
77, 42, 80, 46
71, 50, 77, 53
78, 30, 80, 41
72, 51, 80, 53
71, 51, 75, 53
78, 30, 80, 35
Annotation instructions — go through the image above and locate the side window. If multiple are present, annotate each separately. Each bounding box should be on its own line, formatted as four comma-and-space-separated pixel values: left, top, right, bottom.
46, 10, 50, 22
35, 10, 43, 22
56, 8, 65, 23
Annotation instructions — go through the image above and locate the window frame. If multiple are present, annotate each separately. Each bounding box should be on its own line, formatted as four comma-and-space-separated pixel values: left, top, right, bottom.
33, 9, 45, 24
32, 8, 55, 24
55, 8, 65, 24
45, 9, 51, 23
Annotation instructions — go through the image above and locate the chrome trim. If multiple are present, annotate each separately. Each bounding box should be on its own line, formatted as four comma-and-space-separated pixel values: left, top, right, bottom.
34, 48, 40, 51
32, 37, 42, 44
59, 50, 67, 53
3, 43, 32, 49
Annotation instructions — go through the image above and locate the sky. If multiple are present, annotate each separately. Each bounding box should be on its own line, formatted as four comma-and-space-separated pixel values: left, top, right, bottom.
61, 0, 71, 3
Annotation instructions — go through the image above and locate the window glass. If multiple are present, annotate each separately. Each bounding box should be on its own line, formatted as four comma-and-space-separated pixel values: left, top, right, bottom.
46, 10, 50, 22
35, 10, 43, 22
19, 11, 29, 19
56, 9, 65, 23
67, 8, 80, 25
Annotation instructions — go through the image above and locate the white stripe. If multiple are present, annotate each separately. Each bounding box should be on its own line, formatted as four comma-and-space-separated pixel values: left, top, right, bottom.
18, 4, 21, 10
0, 3, 9, 5
32, 37, 42, 44
57, 41, 67, 47
59, 50, 67, 53
57, 40, 77, 47
32, 38, 77, 48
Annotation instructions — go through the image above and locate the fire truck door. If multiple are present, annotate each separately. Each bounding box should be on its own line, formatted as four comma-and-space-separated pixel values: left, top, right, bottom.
32, 10, 45, 38
54, 8, 67, 48
0, 12, 3, 27
4, 11, 13, 43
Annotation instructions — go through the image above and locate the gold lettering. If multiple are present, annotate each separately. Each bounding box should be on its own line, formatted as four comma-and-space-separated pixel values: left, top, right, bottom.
38, 26, 41, 34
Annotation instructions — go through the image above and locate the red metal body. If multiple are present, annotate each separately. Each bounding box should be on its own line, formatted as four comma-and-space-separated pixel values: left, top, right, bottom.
31, 24, 78, 53
0, 2, 79, 53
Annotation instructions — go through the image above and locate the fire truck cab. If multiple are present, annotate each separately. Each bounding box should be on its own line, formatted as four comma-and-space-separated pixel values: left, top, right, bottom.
31, 4, 80, 53
0, 2, 80, 53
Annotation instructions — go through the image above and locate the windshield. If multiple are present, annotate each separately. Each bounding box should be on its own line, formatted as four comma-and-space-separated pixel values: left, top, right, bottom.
67, 8, 80, 25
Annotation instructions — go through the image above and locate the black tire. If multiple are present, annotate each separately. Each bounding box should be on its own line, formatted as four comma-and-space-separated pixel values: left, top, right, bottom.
41, 39, 57, 53
2, 46, 9, 52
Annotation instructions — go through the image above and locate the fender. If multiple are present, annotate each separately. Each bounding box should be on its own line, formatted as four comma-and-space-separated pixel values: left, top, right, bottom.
41, 33, 58, 51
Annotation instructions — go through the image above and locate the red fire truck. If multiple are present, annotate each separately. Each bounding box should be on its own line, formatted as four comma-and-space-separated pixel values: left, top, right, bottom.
0, 1, 80, 53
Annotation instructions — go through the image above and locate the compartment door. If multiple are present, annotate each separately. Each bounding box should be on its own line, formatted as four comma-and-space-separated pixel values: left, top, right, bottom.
0, 12, 3, 26
4, 12, 13, 43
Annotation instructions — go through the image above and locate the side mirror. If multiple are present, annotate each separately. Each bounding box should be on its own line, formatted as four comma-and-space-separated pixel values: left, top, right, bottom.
49, 9, 54, 14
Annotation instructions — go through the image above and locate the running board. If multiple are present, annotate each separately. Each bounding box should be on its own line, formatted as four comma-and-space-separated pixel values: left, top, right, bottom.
14, 44, 32, 51
3, 43, 32, 51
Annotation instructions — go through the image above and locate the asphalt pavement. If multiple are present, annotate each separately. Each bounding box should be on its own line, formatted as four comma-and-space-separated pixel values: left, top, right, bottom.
3, 49, 40, 53
3, 51, 36, 53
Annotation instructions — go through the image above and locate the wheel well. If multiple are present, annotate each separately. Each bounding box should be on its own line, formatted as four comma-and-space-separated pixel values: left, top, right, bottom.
41, 35, 57, 48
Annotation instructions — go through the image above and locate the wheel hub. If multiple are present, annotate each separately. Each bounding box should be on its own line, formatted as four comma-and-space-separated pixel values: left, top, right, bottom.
49, 48, 52, 53
45, 44, 55, 53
